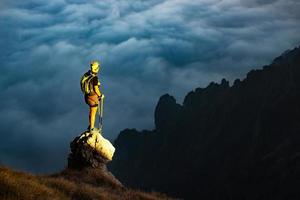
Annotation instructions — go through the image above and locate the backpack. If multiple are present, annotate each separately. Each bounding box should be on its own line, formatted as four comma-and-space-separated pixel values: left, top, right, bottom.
80, 71, 96, 95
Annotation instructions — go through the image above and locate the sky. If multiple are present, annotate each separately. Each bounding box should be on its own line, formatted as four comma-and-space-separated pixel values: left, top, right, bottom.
0, 0, 299, 173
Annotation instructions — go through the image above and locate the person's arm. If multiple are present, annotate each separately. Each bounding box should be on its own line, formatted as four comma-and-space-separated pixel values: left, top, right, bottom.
94, 85, 102, 97
93, 77, 104, 98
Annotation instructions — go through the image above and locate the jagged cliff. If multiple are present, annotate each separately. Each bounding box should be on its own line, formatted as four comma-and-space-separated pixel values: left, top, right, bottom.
108, 46, 300, 200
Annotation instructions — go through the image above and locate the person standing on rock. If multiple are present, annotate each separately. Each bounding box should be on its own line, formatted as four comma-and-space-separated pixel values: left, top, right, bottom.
80, 60, 105, 132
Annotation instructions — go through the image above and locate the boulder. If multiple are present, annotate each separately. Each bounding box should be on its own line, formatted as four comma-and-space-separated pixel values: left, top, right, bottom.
68, 129, 115, 169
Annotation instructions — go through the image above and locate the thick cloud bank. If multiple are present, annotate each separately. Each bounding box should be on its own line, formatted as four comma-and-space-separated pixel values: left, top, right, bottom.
0, 0, 299, 173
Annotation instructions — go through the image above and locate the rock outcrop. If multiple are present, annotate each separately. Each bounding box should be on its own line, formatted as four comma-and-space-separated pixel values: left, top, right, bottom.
68, 129, 122, 188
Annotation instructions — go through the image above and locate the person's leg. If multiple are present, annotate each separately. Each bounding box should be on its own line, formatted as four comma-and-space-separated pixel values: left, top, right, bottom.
89, 106, 98, 129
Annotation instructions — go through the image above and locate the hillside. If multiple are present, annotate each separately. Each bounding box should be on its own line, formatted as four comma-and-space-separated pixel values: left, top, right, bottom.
0, 129, 179, 200
108, 46, 300, 200
0, 165, 178, 200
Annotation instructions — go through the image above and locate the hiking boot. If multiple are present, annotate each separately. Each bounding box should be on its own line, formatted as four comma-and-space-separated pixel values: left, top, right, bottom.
90, 127, 97, 132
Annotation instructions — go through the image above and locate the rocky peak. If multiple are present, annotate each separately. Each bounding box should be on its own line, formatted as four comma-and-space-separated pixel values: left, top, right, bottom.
221, 78, 229, 87
154, 94, 182, 132
272, 45, 300, 65
183, 78, 230, 108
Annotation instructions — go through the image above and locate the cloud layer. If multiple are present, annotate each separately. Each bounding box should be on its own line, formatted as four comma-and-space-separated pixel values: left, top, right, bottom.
0, 0, 299, 173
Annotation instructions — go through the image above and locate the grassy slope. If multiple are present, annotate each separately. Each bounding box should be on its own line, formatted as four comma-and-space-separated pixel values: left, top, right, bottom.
0, 165, 179, 200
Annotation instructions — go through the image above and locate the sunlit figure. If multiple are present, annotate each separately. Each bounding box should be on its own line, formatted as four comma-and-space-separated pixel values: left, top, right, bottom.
80, 60, 105, 132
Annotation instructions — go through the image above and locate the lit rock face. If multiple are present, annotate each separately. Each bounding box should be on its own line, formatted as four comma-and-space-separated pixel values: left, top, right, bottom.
68, 130, 115, 169
67, 130, 123, 189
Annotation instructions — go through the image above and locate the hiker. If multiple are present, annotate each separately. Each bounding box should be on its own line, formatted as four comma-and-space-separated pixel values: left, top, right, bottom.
80, 60, 105, 132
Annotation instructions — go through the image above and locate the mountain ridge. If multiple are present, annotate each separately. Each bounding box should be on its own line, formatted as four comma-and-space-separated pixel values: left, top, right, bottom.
109, 45, 300, 200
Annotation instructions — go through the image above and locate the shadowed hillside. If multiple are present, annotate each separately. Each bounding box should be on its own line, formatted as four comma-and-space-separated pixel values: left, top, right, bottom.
0, 129, 179, 200
0, 165, 178, 200
109, 46, 300, 200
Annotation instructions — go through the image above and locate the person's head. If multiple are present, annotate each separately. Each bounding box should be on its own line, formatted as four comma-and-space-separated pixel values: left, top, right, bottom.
90, 60, 100, 74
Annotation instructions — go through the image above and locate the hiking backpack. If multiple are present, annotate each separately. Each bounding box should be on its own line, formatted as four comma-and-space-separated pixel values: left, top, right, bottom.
80, 71, 96, 95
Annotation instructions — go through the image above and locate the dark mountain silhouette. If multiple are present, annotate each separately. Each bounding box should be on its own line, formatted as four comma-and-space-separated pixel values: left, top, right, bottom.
108, 46, 300, 200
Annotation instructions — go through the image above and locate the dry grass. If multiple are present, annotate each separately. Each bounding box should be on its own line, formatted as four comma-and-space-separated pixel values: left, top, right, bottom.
123, 188, 179, 200
51, 167, 123, 190
0, 166, 67, 200
0, 165, 180, 200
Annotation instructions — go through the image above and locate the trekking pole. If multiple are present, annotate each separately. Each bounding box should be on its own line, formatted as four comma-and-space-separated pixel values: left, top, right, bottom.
98, 96, 104, 133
